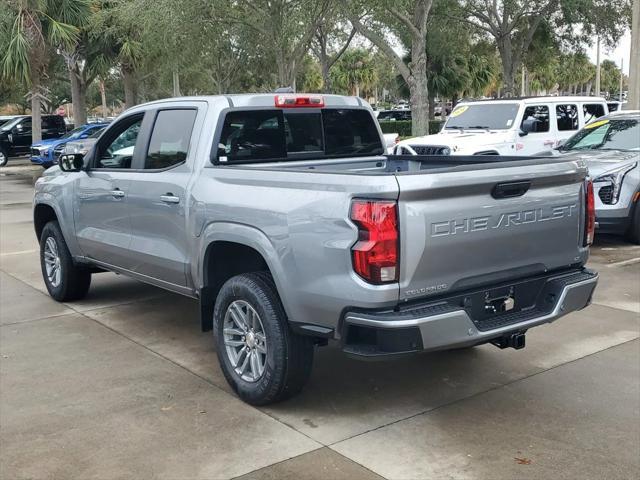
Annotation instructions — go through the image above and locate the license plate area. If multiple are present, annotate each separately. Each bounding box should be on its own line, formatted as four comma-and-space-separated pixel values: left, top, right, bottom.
462, 279, 547, 323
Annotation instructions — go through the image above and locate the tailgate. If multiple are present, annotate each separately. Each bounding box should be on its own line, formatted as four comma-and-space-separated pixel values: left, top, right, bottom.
396, 160, 589, 302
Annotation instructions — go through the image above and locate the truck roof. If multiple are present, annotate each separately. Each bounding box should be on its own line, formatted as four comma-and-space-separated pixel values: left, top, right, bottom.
131, 93, 366, 109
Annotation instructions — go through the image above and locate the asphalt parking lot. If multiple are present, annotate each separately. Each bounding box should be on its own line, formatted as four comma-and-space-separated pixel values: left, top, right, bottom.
1, 160, 639, 479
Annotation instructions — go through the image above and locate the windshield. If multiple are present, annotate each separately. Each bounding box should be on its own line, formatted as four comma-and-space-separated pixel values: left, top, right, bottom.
445, 103, 519, 130
0, 117, 25, 131
561, 118, 640, 152
218, 108, 384, 163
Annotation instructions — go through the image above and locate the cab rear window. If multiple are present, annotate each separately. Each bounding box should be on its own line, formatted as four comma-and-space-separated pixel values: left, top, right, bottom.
216, 109, 383, 163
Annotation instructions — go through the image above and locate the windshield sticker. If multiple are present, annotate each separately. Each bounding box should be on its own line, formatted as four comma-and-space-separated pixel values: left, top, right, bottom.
450, 106, 468, 117
585, 119, 609, 129
506, 119, 513, 127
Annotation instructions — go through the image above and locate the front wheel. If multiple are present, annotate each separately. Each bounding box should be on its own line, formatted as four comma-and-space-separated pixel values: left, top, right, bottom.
39, 221, 92, 301
0, 147, 8, 167
213, 272, 314, 405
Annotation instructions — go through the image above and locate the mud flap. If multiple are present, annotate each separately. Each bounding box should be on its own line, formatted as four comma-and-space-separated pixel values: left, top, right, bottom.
200, 286, 215, 332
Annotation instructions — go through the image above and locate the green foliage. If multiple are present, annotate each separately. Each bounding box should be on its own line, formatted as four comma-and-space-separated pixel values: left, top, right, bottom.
331, 48, 377, 96
379, 120, 444, 136
1, 0, 90, 85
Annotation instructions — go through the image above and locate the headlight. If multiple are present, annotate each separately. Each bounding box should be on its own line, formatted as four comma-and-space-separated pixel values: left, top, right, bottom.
441, 147, 451, 155
40, 148, 50, 156
594, 162, 637, 204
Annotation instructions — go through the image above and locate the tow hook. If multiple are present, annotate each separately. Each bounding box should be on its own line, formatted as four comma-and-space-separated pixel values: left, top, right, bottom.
491, 332, 526, 350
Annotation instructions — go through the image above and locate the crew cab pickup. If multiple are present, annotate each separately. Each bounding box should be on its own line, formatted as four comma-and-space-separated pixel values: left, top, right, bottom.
34, 94, 598, 405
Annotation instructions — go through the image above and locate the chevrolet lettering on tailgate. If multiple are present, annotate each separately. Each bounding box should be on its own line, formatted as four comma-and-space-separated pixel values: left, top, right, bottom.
431, 204, 578, 237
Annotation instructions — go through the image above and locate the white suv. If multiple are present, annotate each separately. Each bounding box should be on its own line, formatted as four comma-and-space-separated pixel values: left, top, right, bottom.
395, 96, 609, 156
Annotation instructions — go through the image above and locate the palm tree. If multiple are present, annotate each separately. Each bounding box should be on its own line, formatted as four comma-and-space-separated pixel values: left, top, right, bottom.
1, 0, 89, 142
331, 49, 377, 97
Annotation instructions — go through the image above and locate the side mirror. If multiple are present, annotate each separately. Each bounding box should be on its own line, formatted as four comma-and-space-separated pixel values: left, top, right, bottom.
80, 133, 89, 139
59, 154, 84, 172
518, 129, 528, 137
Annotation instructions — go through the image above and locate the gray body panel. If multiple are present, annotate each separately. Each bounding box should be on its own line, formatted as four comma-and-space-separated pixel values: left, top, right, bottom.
34, 94, 594, 350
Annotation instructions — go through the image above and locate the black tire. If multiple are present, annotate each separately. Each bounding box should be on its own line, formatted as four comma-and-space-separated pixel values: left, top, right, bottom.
626, 203, 640, 244
213, 272, 314, 405
0, 147, 8, 167
39, 221, 91, 301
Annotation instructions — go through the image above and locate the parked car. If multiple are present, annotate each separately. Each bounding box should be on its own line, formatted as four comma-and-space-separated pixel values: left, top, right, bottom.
31, 123, 108, 168
552, 110, 640, 243
34, 93, 597, 405
377, 109, 412, 121
63, 126, 107, 157
0, 115, 67, 167
395, 96, 609, 156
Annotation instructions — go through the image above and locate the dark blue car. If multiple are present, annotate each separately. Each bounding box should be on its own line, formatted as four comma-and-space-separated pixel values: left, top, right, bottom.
31, 123, 108, 167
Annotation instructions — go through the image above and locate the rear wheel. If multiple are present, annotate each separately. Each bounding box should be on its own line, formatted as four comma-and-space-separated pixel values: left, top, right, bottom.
40, 221, 91, 301
0, 147, 8, 167
213, 272, 314, 405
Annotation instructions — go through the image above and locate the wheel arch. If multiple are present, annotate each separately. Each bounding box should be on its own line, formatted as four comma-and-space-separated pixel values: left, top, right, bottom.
34, 203, 59, 241
197, 223, 290, 332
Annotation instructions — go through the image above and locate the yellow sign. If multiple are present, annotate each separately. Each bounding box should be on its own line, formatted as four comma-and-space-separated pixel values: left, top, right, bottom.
585, 119, 609, 129
450, 106, 468, 117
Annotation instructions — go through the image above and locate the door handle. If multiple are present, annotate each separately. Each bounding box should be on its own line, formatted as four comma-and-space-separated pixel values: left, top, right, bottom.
160, 194, 180, 204
110, 189, 125, 198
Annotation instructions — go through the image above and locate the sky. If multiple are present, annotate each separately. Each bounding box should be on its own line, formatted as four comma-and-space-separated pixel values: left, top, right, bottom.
586, 30, 631, 74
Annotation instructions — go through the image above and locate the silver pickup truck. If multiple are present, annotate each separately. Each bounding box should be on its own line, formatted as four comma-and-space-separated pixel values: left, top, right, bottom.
34, 94, 598, 405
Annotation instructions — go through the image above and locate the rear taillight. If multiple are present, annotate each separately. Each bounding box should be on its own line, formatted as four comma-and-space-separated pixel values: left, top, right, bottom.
275, 95, 324, 108
350, 200, 399, 284
584, 178, 595, 246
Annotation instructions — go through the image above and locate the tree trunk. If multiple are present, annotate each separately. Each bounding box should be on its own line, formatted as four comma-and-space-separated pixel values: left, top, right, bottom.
31, 72, 42, 143
497, 39, 517, 97
321, 58, 331, 93
70, 70, 87, 126
408, 72, 429, 136
122, 66, 137, 109
100, 80, 108, 118
172, 71, 181, 97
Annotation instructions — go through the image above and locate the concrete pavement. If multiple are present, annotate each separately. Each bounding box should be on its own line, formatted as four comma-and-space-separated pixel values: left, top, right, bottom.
1, 164, 638, 479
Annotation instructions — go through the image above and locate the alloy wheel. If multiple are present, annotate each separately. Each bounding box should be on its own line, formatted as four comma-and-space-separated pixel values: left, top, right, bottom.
43, 236, 62, 288
223, 300, 268, 382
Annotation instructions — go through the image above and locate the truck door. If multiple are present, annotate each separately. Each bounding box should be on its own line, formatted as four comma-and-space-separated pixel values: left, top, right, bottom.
12, 118, 32, 154
125, 105, 202, 288
75, 113, 146, 268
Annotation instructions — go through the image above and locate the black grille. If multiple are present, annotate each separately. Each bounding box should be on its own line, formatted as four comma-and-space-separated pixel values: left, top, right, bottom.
409, 145, 450, 155
598, 184, 614, 204
31, 148, 40, 157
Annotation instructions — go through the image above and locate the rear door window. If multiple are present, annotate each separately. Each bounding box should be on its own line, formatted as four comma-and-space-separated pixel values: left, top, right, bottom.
217, 109, 383, 163
145, 109, 197, 169
556, 104, 579, 131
